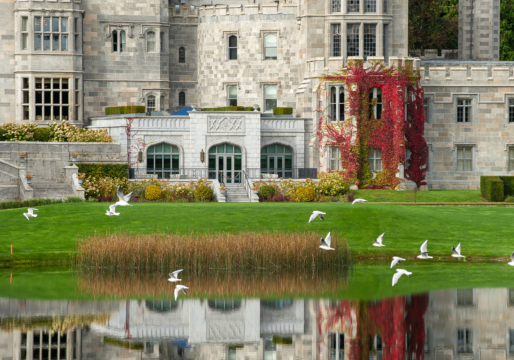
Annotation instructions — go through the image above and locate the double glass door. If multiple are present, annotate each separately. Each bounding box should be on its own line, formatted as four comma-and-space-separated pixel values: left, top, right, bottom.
208, 143, 242, 184
260, 144, 293, 179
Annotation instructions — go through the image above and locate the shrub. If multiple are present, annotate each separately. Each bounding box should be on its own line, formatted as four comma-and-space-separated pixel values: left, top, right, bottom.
272, 107, 293, 116
505, 195, 514, 203
481, 176, 504, 202
0, 127, 7, 141
49, 121, 113, 142
317, 171, 349, 196
202, 106, 257, 111
145, 185, 162, 200
33, 127, 52, 142
77, 164, 129, 179
194, 185, 213, 201
499, 176, 514, 197
296, 186, 316, 202
105, 106, 145, 115
259, 185, 276, 198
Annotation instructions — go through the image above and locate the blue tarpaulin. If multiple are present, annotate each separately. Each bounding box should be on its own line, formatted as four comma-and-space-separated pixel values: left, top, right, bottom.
171, 106, 193, 116
170, 339, 190, 348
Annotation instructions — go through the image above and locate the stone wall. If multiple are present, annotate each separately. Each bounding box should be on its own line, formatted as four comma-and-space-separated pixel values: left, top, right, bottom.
0, 0, 15, 125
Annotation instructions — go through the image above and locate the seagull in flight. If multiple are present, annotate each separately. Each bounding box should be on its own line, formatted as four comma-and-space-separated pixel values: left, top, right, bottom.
392, 269, 412, 286
508, 252, 514, 266
168, 269, 183, 282
417, 240, 433, 259
319, 232, 334, 251
309, 211, 325, 223
115, 186, 133, 206
451, 243, 465, 258
105, 204, 120, 217
174, 285, 189, 301
390, 256, 405, 268
23, 208, 39, 221
352, 198, 367, 205
373, 233, 385, 247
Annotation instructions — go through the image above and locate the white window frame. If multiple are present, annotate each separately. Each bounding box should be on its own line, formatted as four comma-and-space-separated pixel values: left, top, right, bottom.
370, 88, 382, 120
264, 84, 278, 113
457, 98, 472, 123
227, 85, 237, 106
263, 33, 278, 60
147, 95, 156, 112
34, 16, 69, 52
456, 146, 473, 171
228, 34, 237, 60
330, 147, 342, 171
329, 85, 344, 122
368, 148, 382, 172
112, 30, 126, 53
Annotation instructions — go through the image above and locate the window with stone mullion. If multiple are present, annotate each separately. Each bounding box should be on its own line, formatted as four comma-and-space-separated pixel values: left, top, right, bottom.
330, 147, 342, 170
509, 98, 514, 123
331, 24, 341, 57
34, 77, 69, 121
347, 24, 359, 57
363, 24, 376, 59
347, 0, 359, 12
364, 0, 376, 12
331, 0, 341, 13
457, 99, 472, 122
368, 148, 382, 171
228, 35, 237, 60
509, 148, 514, 171
227, 85, 237, 106
457, 147, 472, 171
34, 16, 68, 51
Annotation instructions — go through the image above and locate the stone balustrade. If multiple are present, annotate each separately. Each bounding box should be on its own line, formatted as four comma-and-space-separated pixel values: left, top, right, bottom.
261, 118, 304, 132
133, 117, 190, 131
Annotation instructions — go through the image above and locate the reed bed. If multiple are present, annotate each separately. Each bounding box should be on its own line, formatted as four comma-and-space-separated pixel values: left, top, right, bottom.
78, 268, 350, 298
76, 231, 352, 271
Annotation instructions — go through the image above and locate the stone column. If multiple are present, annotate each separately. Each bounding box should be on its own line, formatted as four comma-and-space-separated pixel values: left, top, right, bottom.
376, 22, 383, 59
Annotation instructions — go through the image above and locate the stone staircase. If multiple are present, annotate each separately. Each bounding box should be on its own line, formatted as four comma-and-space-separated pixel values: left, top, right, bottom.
31, 182, 73, 200
225, 185, 251, 203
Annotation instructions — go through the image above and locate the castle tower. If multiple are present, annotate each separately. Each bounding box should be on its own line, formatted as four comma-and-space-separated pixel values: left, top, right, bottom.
458, 0, 500, 60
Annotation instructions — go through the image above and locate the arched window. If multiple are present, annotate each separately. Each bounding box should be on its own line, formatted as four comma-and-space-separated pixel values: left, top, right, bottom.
147, 95, 155, 112
160, 32, 164, 53
261, 144, 293, 179
228, 35, 237, 60
208, 299, 242, 312
261, 299, 293, 309
160, 95, 165, 111
178, 91, 185, 107
147, 143, 180, 179
120, 30, 126, 52
145, 300, 178, 313
178, 46, 185, 63
112, 30, 118, 52
147, 31, 156, 52
264, 33, 277, 60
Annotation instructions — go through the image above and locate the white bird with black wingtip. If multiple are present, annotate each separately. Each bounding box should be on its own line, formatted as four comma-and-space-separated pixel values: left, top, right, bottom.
23, 208, 39, 221
451, 243, 465, 258
319, 232, 335, 251
417, 240, 433, 259
390, 256, 405, 268
115, 185, 133, 206
168, 269, 183, 282
373, 233, 386, 247
392, 269, 412, 286
105, 204, 120, 217
308, 211, 325, 223
174, 284, 189, 301
352, 198, 367, 205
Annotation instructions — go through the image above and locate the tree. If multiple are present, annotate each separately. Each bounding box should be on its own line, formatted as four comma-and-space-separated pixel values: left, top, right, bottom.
501, 0, 514, 60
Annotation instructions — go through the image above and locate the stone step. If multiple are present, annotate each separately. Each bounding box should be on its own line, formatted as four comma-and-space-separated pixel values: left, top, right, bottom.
31, 182, 72, 199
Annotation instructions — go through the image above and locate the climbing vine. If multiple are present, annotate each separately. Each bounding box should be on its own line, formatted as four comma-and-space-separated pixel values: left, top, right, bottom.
317, 59, 428, 189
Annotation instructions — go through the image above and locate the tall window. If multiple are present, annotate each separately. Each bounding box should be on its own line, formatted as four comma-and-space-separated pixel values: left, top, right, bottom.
364, 0, 376, 12
509, 289, 514, 306
227, 85, 237, 106
347, 0, 359, 12
509, 98, 514, 123
147, 31, 156, 52
113, 30, 126, 53
22, 78, 29, 120
457, 99, 472, 122
331, 0, 341, 12
424, 98, 429, 123
112, 30, 118, 52
330, 86, 344, 122
21, 17, 28, 50
178, 46, 185, 63
74, 18, 80, 52
369, 88, 382, 119
457, 147, 472, 171
264, 85, 277, 112
35, 78, 69, 121
147, 95, 155, 112
329, 333, 344, 360
457, 329, 473, 353
175, 5, 180, 14
160, 95, 165, 111
34, 17, 68, 51
347, 24, 359, 56
369, 149, 382, 171
74, 78, 80, 121
228, 35, 237, 60
264, 33, 277, 60
330, 147, 342, 170
331, 24, 341, 57
179, 91, 185, 107
363, 24, 376, 59
383, 24, 388, 60
146, 143, 180, 179
457, 289, 473, 306
510, 329, 514, 354
383, 0, 388, 13
510, 148, 514, 171
160, 32, 164, 53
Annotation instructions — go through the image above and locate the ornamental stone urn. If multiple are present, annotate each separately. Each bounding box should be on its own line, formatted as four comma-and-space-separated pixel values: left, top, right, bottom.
71, 156, 77, 164
26, 177, 32, 185
19, 156, 26, 167
78, 177, 83, 186
219, 189, 227, 197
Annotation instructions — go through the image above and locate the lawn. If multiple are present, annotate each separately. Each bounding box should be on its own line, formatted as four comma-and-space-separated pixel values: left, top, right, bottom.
350, 189, 486, 203
1, 201, 514, 264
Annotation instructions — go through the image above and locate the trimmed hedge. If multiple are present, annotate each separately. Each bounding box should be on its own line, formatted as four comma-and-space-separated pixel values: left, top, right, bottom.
499, 176, 514, 197
202, 106, 258, 111
273, 107, 293, 116
33, 127, 52, 142
77, 164, 129, 179
0, 197, 84, 210
480, 176, 505, 202
259, 185, 276, 199
105, 106, 146, 115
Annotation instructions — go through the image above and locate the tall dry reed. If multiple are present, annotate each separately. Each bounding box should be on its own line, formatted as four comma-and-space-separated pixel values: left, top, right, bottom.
75, 231, 352, 271
78, 269, 350, 298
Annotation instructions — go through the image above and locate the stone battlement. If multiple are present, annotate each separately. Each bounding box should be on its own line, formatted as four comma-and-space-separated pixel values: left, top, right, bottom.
198, 3, 298, 18
420, 61, 514, 85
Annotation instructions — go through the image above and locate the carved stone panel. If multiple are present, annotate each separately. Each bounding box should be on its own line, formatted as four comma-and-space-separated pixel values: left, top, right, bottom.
207, 320, 245, 341
207, 116, 245, 133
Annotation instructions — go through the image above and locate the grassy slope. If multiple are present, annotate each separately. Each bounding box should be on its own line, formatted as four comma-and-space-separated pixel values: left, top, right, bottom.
351, 189, 486, 202
2, 201, 514, 262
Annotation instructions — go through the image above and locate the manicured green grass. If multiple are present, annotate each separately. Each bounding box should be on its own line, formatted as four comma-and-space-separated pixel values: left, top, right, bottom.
1, 202, 514, 265
351, 189, 486, 203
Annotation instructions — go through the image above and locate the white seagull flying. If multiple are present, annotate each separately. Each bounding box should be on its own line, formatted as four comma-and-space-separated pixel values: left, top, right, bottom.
319, 232, 335, 251
308, 211, 326, 223
168, 269, 183, 282
392, 269, 412, 286
115, 185, 133, 206
174, 284, 189, 301
23, 208, 39, 221
417, 240, 433, 259
373, 233, 386, 247
508, 252, 514, 266
105, 204, 120, 217
352, 198, 367, 205
390, 256, 405, 268
451, 243, 465, 258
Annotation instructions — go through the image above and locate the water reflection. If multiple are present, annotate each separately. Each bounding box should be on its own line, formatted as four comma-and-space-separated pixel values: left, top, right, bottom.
2, 289, 514, 359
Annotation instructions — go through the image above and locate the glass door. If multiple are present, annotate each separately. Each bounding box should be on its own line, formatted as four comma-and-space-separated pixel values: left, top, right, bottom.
208, 144, 242, 184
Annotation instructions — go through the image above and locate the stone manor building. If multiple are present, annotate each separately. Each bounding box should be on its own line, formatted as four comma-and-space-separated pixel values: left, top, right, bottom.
0, 0, 512, 191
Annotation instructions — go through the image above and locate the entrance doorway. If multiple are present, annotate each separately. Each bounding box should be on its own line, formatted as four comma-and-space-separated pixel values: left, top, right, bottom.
260, 144, 293, 178
208, 143, 242, 184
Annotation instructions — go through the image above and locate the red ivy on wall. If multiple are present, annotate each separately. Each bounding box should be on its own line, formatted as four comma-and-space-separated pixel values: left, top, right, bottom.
317, 60, 428, 189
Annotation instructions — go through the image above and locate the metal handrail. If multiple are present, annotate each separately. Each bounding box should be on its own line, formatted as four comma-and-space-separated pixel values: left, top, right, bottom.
242, 169, 253, 200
